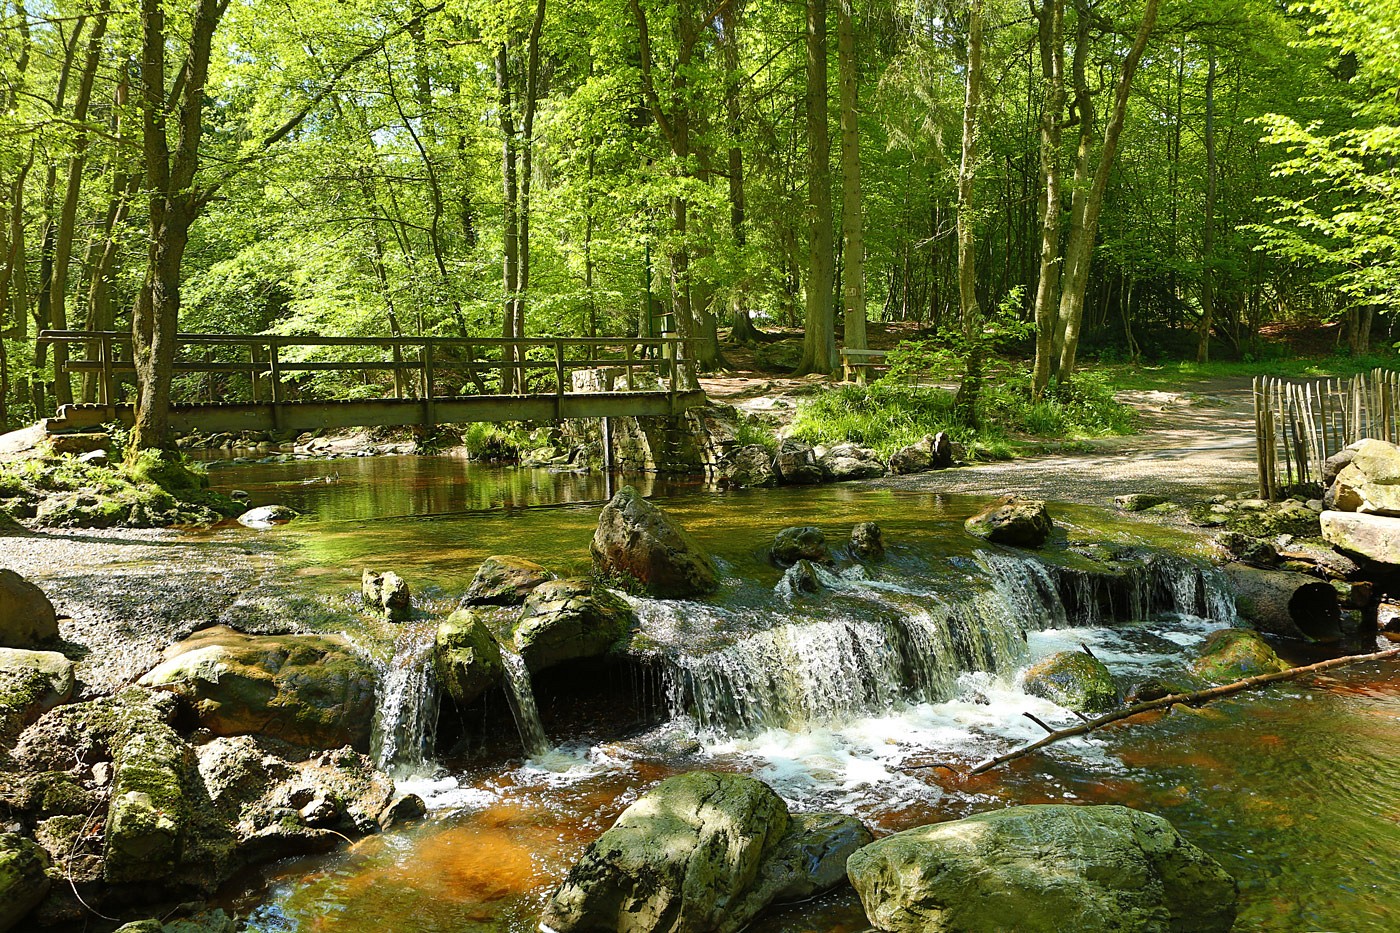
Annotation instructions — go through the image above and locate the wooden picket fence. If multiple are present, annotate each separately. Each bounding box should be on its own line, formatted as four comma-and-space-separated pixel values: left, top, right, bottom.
1254, 368, 1400, 499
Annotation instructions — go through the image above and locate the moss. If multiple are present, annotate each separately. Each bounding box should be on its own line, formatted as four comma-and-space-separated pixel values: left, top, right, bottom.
1191, 629, 1290, 683
1023, 651, 1120, 713
433, 609, 505, 706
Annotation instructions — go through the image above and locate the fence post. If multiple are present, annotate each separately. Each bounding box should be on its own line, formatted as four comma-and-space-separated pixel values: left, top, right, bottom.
98, 334, 114, 407
554, 340, 566, 419
422, 341, 436, 428
267, 339, 285, 432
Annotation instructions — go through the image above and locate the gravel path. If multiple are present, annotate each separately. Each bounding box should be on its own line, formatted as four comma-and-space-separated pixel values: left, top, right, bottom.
881, 377, 1260, 505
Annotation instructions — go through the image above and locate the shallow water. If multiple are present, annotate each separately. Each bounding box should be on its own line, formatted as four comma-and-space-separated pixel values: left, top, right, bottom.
201, 456, 1400, 933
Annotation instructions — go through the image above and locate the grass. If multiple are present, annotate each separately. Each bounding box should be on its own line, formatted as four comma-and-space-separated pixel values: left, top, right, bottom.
788, 369, 1137, 460
1099, 352, 1398, 393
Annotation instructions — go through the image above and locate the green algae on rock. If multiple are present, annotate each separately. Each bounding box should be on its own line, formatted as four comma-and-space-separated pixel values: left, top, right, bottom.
590, 486, 719, 597
513, 578, 635, 673
1022, 650, 1119, 713
434, 608, 505, 705
847, 804, 1238, 933
0, 833, 51, 932
1191, 628, 1291, 683
0, 647, 75, 742
139, 626, 377, 750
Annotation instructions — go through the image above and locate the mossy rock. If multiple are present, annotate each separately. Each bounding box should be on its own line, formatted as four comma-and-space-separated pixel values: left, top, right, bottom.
1022, 651, 1119, 713
514, 579, 636, 673
965, 496, 1054, 548
0, 648, 75, 744
139, 626, 377, 750
0, 832, 51, 931
1190, 628, 1290, 683
122, 449, 209, 492
434, 609, 505, 705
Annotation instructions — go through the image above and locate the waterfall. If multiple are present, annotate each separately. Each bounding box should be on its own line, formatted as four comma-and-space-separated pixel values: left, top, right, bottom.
652, 548, 1234, 737
500, 650, 552, 758
371, 621, 440, 770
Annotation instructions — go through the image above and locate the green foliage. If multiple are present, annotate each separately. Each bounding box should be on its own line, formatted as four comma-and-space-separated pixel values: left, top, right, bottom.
731, 416, 777, 453
789, 369, 1135, 459
458, 422, 530, 461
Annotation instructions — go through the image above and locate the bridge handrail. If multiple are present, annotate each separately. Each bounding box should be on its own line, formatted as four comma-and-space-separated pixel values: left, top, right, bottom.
36, 329, 701, 414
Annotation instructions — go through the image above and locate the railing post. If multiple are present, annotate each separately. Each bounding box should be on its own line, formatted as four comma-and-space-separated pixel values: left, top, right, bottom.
625, 343, 635, 391
268, 338, 284, 432
422, 341, 436, 428
664, 333, 678, 414
554, 339, 566, 419
99, 334, 114, 406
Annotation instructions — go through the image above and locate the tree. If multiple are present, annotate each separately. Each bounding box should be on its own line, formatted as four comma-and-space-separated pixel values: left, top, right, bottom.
836, 0, 866, 355
795, 0, 836, 375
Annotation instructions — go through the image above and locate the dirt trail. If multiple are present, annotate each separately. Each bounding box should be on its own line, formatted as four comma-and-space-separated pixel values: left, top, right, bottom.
882, 376, 1260, 505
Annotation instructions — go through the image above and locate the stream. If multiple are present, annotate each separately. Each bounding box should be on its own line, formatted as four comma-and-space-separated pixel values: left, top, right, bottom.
196, 454, 1399, 932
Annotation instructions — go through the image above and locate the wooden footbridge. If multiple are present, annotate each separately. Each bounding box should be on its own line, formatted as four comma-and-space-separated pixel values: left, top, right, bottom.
38, 330, 706, 435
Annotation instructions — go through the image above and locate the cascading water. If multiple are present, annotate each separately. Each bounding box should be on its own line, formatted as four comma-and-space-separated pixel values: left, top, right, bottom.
500, 650, 552, 758
370, 621, 440, 770
643, 548, 1234, 737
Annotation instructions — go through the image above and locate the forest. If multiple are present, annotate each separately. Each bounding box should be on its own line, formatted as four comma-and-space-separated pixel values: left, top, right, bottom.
2, 0, 1398, 448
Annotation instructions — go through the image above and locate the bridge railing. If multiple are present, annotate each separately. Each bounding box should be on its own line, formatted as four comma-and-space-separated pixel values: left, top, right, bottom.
37, 330, 697, 413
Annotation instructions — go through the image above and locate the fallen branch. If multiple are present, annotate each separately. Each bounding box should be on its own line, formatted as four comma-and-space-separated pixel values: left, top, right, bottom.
902, 645, 1400, 777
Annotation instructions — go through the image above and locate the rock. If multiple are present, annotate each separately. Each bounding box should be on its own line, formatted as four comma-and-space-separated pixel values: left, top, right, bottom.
139, 626, 377, 750
771, 526, 830, 567
229, 489, 251, 503
1321, 509, 1400, 566
1125, 673, 1204, 704
361, 569, 412, 621
590, 486, 719, 597
818, 443, 886, 481
46, 432, 109, 455
1216, 531, 1278, 566
1378, 601, 1400, 639
541, 771, 868, 933
0, 569, 59, 648
964, 496, 1054, 548
236, 504, 298, 528
1190, 628, 1290, 683
850, 521, 885, 560
1223, 563, 1342, 642
434, 608, 504, 705
104, 716, 196, 883
75, 448, 108, 465
0, 648, 75, 743
114, 910, 237, 933
1115, 493, 1168, 512
514, 579, 636, 673
1329, 438, 1400, 515
378, 792, 427, 830
463, 555, 555, 606
773, 439, 824, 485
1322, 446, 1357, 487
721, 445, 778, 488
780, 560, 823, 596
0, 833, 51, 932
1021, 651, 1118, 713
846, 804, 1237, 933
931, 431, 954, 468
888, 439, 934, 475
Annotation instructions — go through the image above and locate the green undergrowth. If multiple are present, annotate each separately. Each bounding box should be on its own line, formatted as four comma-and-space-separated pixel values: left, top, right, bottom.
789, 371, 1137, 459
0, 448, 242, 529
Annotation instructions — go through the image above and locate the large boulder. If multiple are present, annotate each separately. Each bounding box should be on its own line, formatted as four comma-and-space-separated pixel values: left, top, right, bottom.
1321, 509, 1400, 566
773, 440, 824, 485
0, 833, 51, 932
1022, 651, 1118, 713
771, 526, 831, 567
0, 568, 59, 648
139, 626, 377, 750
1328, 438, 1400, 515
590, 486, 719, 597
1190, 628, 1290, 683
540, 771, 869, 933
434, 608, 504, 705
361, 569, 411, 621
888, 434, 953, 475
462, 555, 554, 606
105, 714, 196, 883
819, 443, 887, 481
850, 522, 885, 560
721, 445, 778, 488
514, 579, 636, 673
964, 496, 1054, 548
236, 505, 298, 528
847, 804, 1237, 933
0, 647, 75, 743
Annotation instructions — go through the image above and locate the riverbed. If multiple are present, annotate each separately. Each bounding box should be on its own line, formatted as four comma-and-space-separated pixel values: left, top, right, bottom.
11, 454, 1398, 931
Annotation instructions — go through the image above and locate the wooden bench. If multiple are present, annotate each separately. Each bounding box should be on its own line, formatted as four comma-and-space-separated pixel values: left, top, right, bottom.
840, 348, 889, 383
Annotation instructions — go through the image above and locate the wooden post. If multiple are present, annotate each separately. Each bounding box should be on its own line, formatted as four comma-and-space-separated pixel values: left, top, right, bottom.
268, 338, 283, 432
602, 416, 614, 474
1254, 377, 1267, 499
392, 339, 406, 399
625, 343, 635, 391
554, 339, 566, 419
98, 333, 114, 406
422, 341, 436, 428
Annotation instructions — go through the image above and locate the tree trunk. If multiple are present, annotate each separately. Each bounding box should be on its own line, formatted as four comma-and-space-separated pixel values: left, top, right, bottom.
795, 0, 836, 376
1030, 0, 1065, 400
1053, 0, 1161, 382
836, 0, 866, 356
49, 2, 110, 407
497, 44, 520, 392
953, 0, 984, 426
1198, 51, 1217, 363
